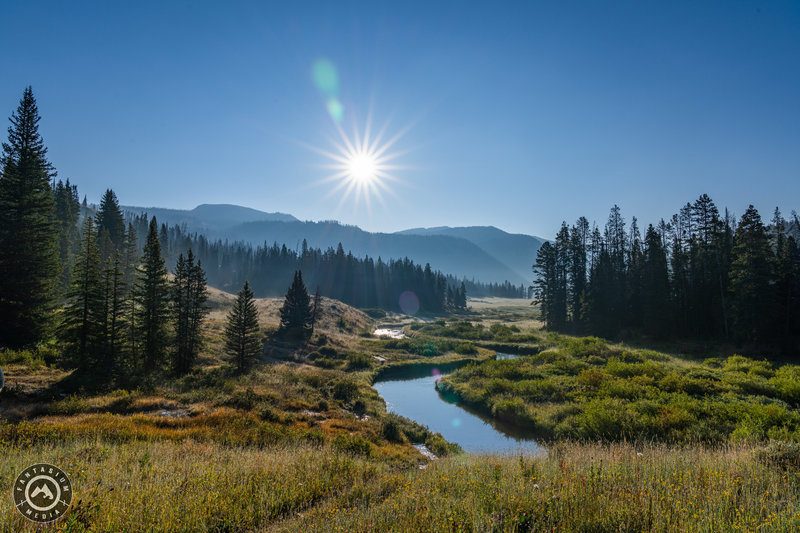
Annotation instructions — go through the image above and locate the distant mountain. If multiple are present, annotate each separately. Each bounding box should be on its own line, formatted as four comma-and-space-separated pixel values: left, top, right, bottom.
123, 204, 543, 284
226, 220, 527, 285
122, 204, 297, 234
396, 226, 546, 283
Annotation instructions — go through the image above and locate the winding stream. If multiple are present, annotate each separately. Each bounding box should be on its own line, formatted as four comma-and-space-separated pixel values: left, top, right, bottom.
373, 340, 542, 454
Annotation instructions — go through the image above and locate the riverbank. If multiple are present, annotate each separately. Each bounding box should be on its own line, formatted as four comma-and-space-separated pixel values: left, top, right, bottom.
439, 333, 800, 443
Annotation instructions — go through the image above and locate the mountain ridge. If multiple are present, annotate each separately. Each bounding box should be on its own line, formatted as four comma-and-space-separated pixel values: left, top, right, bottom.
122, 204, 544, 285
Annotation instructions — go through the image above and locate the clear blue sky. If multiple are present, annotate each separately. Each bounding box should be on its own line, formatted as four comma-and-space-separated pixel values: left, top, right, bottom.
2, 1, 798, 238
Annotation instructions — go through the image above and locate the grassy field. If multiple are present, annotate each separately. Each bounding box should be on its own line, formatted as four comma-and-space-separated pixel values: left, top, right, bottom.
1, 296, 799, 531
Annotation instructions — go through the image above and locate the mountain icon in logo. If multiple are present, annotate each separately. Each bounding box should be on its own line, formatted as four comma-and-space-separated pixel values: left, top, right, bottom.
30, 484, 55, 500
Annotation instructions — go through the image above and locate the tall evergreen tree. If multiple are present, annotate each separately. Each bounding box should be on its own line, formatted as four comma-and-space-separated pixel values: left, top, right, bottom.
728, 206, 773, 343
135, 217, 170, 371
172, 250, 209, 374
224, 280, 261, 372
60, 218, 103, 369
641, 224, 670, 337
279, 270, 313, 339
53, 179, 80, 291
122, 223, 140, 367
0, 87, 59, 347
99, 252, 126, 376
95, 188, 126, 256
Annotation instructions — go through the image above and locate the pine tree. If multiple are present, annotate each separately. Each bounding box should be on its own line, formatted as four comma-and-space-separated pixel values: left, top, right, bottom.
122, 223, 139, 367
54, 179, 80, 292
279, 270, 313, 339
99, 252, 126, 376
224, 280, 261, 372
60, 218, 103, 369
95, 189, 126, 257
729, 205, 774, 343
641, 224, 670, 337
136, 217, 170, 371
0, 87, 59, 347
172, 250, 208, 374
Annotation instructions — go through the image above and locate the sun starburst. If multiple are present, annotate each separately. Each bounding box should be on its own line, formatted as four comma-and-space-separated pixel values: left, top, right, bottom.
307, 112, 411, 215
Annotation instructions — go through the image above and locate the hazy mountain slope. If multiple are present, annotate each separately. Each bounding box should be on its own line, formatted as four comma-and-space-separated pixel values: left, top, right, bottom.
396, 226, 545, 283
226, 220, 527, 284
122, 204, 297, 234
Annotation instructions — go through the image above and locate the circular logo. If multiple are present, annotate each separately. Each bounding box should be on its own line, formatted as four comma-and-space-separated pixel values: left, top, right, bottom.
12, 463, 72, 523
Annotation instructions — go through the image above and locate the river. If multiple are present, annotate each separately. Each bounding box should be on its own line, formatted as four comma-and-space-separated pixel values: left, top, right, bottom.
373, 353, 542, 455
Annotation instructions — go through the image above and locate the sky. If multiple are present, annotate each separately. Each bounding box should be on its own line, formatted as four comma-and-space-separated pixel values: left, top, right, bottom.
1, 1, 799, 238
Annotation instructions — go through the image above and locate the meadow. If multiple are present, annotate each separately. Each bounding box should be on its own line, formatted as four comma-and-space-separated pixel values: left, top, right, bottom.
1, 297, 800, 531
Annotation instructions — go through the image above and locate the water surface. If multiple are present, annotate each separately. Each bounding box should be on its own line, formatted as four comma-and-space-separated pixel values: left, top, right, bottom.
374, 357, 541, 455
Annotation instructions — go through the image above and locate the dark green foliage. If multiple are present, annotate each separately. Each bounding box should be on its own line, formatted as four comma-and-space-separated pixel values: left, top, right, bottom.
0, 87, 59, 348
224, 280, 261, 372
278, 270, 313, 340
95, 189, 126, 257
332, 380, 359, 402
172, 249, 209, 374
534, 196, 800, 352
61, 218, 103, 368
729, 206, 774, 343
53, 179, 80, 291
135, 217, 170, 371
99, 252, 126, 376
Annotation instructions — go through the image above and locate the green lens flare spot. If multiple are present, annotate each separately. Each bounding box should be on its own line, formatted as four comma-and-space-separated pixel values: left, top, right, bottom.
312, 58, 339, 96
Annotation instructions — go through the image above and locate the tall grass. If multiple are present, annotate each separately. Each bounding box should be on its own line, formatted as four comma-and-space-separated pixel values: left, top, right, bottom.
3, 439, 795, 531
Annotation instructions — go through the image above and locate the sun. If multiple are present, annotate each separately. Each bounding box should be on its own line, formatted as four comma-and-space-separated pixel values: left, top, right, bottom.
304, 113, 410, 214
347, 152, 377, 183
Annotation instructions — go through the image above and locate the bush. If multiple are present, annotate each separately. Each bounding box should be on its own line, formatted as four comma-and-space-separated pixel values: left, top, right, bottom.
333, 380, 359, 403
318, 346, 339, 357
226, 388, 260, 410
381, 416, 405, 443
454, 342, 477, 355
346, 352, 372, 370
332, 434, 372, 456
259, 406, 280, 422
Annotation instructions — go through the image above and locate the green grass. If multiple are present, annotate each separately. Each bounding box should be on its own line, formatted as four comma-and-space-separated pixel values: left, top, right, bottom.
440, 333, 800, 443
4, 438, 794, 531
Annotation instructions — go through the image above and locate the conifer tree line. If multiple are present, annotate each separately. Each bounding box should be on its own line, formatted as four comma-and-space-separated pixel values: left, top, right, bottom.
124, 214, 473, 313
533, 195, 800, 351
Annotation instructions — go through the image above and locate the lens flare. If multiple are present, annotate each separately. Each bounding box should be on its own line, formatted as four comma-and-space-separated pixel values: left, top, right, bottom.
399, 290, 420, 315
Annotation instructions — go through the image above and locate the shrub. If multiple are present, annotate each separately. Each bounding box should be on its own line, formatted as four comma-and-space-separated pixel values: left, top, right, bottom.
454, 342, 477, 355
346, 352, 372, 370
332, 434, 372, 456
259, 406, 280, 422
381, 416, 405, 443
333, 380, 359, 403
318, 346, 339, 357
226, 388, 260, 410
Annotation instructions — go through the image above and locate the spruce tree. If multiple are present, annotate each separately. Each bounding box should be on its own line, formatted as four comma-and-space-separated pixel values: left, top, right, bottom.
0, 87, 59, 347
60, 218, 103, 369
279, 270, 313, 339
224, 280, 261, 372
99, 252, 126, 376
135, 217, 170, 371
54, 179, 80, 291
729, 205, 774, 343
95, 189, 125, 255
122, 223, 139, 367
172, 250, 209, 374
